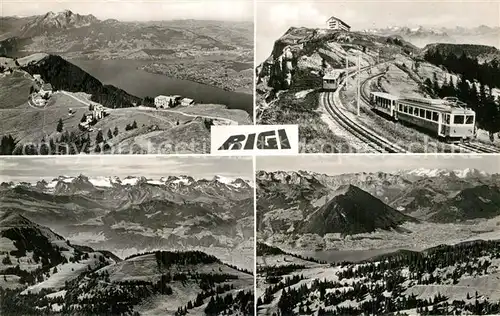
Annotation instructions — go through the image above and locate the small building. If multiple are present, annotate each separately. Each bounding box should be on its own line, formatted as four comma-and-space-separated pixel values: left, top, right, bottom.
33, 74, 42, 84
326, 16, 351, 31
155, 95, 181, 108
39, 83, 53, 98
92, 103, 105, 119
154, 95, 170, 108
32, 94, 46, 107
180, 98, 194, 106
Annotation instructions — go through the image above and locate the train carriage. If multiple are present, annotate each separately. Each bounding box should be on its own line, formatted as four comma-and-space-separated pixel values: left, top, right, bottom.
369, 92, 475, 141
322, 70, 347, 91
370, 92, 399, 118
396, 96, 475, 141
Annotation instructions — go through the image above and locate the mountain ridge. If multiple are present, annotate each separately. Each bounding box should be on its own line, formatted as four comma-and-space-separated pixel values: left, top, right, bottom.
0, 215, 254, 315
300, 184, 417, 236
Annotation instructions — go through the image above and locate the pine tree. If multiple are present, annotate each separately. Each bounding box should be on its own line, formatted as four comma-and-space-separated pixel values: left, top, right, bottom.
95, 130, 104, 144
113, 126, 119, 136
107, 129, 113, 139
56, 118, 64, 132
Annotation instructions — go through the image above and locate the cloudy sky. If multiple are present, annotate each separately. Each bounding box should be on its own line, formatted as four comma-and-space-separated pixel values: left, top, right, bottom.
0, 156, 253, 183
2, 0, 253, 21
257, 154, 500, 175
256, 0, 500, 62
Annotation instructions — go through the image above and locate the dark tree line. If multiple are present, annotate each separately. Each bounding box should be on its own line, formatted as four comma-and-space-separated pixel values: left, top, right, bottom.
257, 240, 500, 315
424, 49, 500, 134
20, 55, 140, 109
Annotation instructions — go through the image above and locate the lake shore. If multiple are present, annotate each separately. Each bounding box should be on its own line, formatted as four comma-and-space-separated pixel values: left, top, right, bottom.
69, 58, 253, 114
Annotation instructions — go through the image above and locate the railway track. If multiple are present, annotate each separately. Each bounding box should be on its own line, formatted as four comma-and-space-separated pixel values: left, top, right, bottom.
454, 142, 500, 153
322, 69, 407, 153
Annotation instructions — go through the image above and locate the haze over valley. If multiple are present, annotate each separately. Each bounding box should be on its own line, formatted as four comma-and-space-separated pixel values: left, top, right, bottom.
0, 1, 253, 155
0, 156, 255, 315
256, 155, 500, 315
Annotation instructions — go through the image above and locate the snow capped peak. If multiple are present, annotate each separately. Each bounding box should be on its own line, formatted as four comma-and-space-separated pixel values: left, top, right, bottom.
88, 176, 115, 187
121, 176, 140, 186
404, 168, 488, 178
212, 175, 236, 184
406, 168, 452, 177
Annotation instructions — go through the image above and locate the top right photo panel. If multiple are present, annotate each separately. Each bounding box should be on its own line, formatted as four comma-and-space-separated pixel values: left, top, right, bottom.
255, 0, 500, 154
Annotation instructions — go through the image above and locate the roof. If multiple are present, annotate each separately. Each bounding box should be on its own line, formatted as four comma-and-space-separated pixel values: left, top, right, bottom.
370, 92, 399, 100
41, 83, 52, 90
323, 69, 346, 80
327, 16, 350, 28
399, 97, 474, 114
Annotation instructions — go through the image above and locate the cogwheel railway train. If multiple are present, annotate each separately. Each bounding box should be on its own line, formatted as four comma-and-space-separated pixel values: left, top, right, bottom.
322, 69, 347, 90
370, 91, 476, 141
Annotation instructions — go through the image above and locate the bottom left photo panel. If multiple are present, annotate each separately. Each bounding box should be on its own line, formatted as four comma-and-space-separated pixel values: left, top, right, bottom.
0, 155, 255, 316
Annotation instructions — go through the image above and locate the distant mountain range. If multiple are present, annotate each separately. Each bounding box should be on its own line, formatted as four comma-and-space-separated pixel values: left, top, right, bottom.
0, 213, 253, 315
0, 9, 253, 59
362, 25, 500, 49
257, 168, 500, 238
0, 174, 254, 269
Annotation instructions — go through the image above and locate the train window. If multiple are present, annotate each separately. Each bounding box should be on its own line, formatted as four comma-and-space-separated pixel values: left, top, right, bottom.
399, 104, 402, 112
453, 115, 464, 124
444, 114, 450, 124
466, 115, 474, 124
413, 107, 418, 116
432, 112, 439, 121
425, 110, 431, 120
419, 109, 425, 118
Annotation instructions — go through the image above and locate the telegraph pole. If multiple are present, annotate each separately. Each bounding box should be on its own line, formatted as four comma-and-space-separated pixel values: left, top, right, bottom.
345, 54, 349, 88
357, 53, 360, 116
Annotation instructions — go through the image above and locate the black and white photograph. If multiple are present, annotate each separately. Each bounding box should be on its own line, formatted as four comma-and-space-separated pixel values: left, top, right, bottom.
0, 155, 254, 315
0, 0, 253, 155
256, 154, 500, 315
255, 0, 500, 153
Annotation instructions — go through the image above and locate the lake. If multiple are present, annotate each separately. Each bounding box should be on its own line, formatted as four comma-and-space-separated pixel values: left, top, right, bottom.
69, 59, 253, 114
300, 247, 415, 263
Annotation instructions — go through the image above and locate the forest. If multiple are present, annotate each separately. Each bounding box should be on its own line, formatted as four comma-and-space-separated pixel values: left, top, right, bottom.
20, 55, 141, 108
258, 240, 500, 315
423, 50, 500, 135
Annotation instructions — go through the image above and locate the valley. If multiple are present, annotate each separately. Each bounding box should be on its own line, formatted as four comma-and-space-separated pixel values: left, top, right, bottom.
0, 154, 255, 315
0, 9, 253, 155
256, 155, 500, 315
0, 173, 255, 270
0, 213, 254, 316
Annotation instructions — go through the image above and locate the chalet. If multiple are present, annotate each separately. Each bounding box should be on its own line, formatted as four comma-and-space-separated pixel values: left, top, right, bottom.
92, 103, 105, 119
180, 98, 195, 106
33, 74, 42, 84
326, 16, 351, 31
40, 83, 53, 98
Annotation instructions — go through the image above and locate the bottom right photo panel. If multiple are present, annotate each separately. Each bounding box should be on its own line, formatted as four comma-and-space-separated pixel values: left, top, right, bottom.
256, 154, 500, 316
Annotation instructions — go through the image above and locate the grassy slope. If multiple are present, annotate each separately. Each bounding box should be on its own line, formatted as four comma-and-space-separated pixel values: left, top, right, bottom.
258, 87, 351, 153
0, 70, 33, 109
100, 254, 253, 316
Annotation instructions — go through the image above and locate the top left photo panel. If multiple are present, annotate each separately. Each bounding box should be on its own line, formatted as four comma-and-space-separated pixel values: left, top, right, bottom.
0, 0, 254, 155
